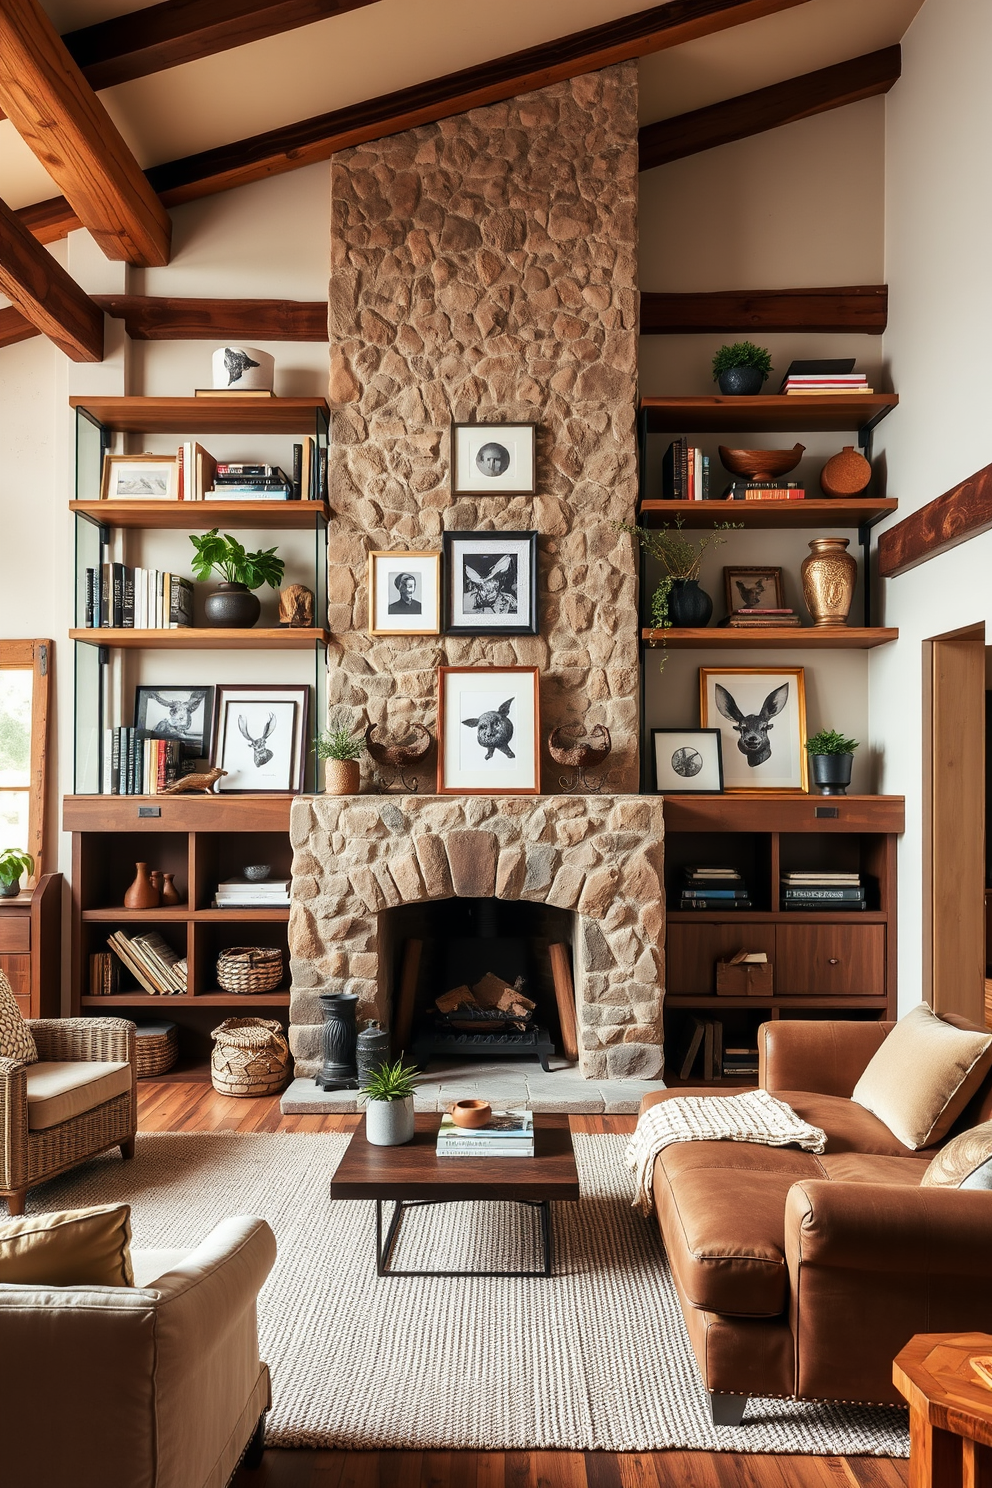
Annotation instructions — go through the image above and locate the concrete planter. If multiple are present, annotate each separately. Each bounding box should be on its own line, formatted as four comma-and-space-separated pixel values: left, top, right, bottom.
365, 1095, 415, 1146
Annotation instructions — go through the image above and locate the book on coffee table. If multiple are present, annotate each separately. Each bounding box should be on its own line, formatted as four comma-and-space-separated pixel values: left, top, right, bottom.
437, 1109, 535, 1157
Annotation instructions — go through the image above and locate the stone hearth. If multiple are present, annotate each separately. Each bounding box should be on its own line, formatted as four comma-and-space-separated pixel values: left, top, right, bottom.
288, 793, 665, 1081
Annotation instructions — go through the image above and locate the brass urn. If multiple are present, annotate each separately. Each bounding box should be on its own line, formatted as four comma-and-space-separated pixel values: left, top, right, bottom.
801, 537, 857, 626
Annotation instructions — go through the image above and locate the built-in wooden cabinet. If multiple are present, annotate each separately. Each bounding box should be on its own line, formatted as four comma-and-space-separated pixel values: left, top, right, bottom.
0, 874, 62, 1021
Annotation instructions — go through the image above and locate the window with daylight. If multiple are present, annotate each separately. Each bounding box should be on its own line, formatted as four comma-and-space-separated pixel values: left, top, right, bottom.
0, 641, 51, 879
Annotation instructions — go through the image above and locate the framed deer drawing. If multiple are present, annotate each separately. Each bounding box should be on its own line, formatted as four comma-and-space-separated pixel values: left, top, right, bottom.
211, 684, 309, 793
700, 667, 808, 792
443, 531, 538, 635
134, 685, 214, 759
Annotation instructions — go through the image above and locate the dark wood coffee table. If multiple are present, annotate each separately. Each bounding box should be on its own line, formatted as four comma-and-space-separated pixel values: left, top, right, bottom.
330, 1113, 581, 1277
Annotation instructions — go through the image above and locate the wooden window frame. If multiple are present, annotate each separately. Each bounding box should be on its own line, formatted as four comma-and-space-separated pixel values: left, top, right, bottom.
0, 639, 51, 881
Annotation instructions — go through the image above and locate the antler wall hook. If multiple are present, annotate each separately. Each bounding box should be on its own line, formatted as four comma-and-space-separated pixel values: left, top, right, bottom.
365, 721, 432, 794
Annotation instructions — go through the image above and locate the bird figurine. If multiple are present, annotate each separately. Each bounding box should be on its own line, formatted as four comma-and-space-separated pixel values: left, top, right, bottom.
159, 767, 228, 795
224, 348, 260, 387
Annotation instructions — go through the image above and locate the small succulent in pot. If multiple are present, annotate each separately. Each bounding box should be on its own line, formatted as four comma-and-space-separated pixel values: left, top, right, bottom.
361, 1057, 419, 1146
189, 530, 286, 629
711, 341, 773, 396
0, 848, 33, 898
805, 729, 859, 796
316, 722, 365, 795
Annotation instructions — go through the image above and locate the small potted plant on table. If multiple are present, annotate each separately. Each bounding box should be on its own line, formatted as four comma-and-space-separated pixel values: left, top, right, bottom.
316, 724, 365, 795
805, 729, 859, 795
189, 530, 286, 628
0, 848, 33, 899
712, 341, 773, 396
361, 1057, 419, 1146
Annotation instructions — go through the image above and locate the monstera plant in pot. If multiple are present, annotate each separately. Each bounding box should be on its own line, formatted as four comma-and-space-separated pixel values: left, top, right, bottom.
189, 530, 285, 628
805, 729, 859, 795
0, 848, 33, 899
712, 340, 773, 396
362, 1057, 419, 1146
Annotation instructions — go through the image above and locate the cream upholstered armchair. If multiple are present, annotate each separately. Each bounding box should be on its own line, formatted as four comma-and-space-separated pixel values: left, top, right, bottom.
0, 1215, 277, 1488
0, 1016, 137, 1215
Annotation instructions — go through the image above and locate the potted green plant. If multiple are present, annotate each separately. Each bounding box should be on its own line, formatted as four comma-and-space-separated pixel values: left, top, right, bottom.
361, 1056, 419, 1146
805, 729, 859, 795
188, 530, 286, 628
316, 724, 365, 795
617, 518, 735, 628
0, 848, 33, 899
712, 341, 773, 396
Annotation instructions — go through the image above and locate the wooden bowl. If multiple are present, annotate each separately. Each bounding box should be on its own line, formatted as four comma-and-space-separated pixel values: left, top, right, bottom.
450, 1098, 492, 1129
718, 443, 805, 483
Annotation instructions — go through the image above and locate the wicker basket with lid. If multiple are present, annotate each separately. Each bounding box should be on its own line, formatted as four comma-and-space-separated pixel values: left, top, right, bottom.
210, 1017, 290, 1097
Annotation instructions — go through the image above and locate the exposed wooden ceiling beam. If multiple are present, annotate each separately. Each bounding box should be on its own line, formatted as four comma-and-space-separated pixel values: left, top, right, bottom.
641, 284, 887, 335
0, 194, 103, 360
639, 45, 901, 170
94, 294, 327, 339
879, 464, 992, 579
0, 305, 41, 349
16, 195, 80, 244
0, 0, 172, 266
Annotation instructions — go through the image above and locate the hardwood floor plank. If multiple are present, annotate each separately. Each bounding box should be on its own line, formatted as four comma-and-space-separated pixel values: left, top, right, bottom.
477, 1453, 506, 1488
584, 1453, 623, 1488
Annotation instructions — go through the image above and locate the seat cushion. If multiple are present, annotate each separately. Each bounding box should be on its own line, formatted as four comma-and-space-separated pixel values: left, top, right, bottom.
25, 1061, 131, 1132
818, 1152, 931, 1185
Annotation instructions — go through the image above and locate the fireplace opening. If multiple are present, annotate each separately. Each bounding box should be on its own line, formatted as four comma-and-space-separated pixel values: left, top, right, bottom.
379, 898, 577, 1070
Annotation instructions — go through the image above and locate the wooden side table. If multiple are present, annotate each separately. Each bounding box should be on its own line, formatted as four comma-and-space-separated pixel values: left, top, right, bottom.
894, 1333, 992, 1488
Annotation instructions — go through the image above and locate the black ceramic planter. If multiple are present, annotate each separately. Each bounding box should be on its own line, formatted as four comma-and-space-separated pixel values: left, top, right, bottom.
203, 582, 261, 628
810, 752, 854, 795
667, 579, 713, 628
717, 367, 765, 396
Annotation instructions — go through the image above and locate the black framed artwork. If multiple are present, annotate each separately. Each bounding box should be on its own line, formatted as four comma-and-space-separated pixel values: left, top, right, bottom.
133, 686, 215, 759
443, 530, 539, 636
651, 728, 724, 794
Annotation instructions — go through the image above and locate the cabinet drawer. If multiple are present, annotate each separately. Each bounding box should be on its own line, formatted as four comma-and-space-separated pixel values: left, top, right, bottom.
0, 917, 29, 953
0, 953, 30, 1000
775, 925, 885, 997
668, 922, 776, 996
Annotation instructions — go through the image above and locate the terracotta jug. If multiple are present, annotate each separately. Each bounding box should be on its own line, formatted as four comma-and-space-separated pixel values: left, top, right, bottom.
124, 862, 160, 910
149, 870, 164, 898
801, 538, 858, 626
820, 445, 871, 498
160, 873, 182, 906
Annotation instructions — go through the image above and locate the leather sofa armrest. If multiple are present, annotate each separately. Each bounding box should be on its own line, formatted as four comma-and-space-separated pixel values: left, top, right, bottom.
758, 1020, 892, 1096
30, 1017, 136, 1068
786, 1180, 992, 1275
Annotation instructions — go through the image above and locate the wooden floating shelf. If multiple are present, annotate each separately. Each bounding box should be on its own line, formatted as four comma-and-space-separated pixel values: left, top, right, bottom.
71, 499, 329, 530
70, 395, 329, 434
639, 393, 898, 434
660, 793, 905, 834
642, 626, 898, 649
80, 992, 291, 1007
82, 907, 290, 923
665, 994, 888, 1009
638, 498, 898, 529
71, 627, 330, 650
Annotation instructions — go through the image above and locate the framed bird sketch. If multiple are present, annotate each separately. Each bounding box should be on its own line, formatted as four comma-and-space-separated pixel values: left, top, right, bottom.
700, 667, 808, 793
368, 551, 441, 636
437, 666, 540, 795
211, 684, 309, 793
651, 728, 724, 794
450, 422, 537, 497
442, 531, 538, 635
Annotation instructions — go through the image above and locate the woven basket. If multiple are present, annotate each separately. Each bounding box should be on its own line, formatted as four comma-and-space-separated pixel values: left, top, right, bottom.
211, 1017, 290, 1098
216, 945, 284, 995
135, 1021, 178, 1079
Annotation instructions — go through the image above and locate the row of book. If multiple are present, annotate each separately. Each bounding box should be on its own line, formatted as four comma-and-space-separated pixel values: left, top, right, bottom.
679, 1017, 759, 1082
214, 877, 290, 908
83, 565, 193, 629
104, 931, 187, 996
781, 872, 867, 909
722, 605, 801, 630
436, 1110, 534, 1157
723, 480, 805, 502
102, 729, 184, 795
678, 866, 751, 911
661, 439, 711, 501
172, 440, 326, 501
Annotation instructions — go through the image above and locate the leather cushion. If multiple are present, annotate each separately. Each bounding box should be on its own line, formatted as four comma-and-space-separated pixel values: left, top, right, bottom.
25, 1061, 132, 1131
0, 1204, 133, 1286
767, 1090, 921, 1156
819, 1152, 931, 1185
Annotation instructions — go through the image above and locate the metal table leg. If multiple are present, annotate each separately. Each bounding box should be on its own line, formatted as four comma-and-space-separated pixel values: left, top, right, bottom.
374, 1198, 554, 1278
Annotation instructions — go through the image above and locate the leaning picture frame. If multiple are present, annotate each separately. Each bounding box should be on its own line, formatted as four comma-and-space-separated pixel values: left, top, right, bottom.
437, 666, 540, 795
211, 684, 309, 793
101, 453, 179, 500
443, 530, 539, 636
450, 422, 537, 497
723, 566, 785, 615
700, 667, 808, 793
134, 685, 215, 760
368, 550, 441, 636
651, 728, 724, 794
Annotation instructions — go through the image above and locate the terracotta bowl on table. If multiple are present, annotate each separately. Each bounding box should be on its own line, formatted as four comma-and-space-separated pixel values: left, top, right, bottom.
449, 1099, 492, 1129
718, 442, 805, 483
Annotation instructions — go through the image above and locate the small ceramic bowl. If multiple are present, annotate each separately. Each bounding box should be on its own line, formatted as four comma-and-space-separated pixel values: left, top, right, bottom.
450, 1099, 492, 1129
243, 864, 272, 882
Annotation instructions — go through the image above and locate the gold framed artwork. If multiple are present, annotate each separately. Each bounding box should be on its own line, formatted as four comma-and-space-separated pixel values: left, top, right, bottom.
723, 566, 784, 615
700, 666, 808, 792
368, 551, 441, 636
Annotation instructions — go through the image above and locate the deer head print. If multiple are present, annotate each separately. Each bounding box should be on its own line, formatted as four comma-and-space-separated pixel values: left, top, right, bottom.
462, 698, 515, 760
238, 712, 276, 767
147, 689, 209, 739
715, 682, 789, 768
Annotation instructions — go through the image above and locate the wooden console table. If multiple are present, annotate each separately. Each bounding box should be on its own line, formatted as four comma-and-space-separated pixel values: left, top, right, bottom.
0, 873, 62, 1019
894, 1333, 992, 1488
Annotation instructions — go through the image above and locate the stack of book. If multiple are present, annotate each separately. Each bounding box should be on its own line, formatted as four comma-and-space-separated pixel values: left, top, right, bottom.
724, 480, 804, 503
84, 564, 192, 628
436, 1109, 534, 1158
108, 930, 187, 996
679, 867, 751, 911
679, 1017, 723, 1081
661, 439, 711, 501
102, 730, 183, 795
725, 606, 801, 630
781, 871, 867, 910
781, 371, 874, 397
722, 1044, 759, 1080
88, 951, 120, 997
213, 876, 290, 909
205, 462, 293, 501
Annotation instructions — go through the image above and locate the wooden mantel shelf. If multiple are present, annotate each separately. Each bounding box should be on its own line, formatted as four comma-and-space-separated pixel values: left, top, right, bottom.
642, 626, 897, 650
63, 794, 295, 831
70, 626, 329, 650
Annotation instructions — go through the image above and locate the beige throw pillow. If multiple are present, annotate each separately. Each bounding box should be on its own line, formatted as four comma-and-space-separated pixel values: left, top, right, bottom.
0, 969, 37, 1065
922, 1121, 992, 1189
0, 1204, 134, 1286
852, 1002, 992, 1150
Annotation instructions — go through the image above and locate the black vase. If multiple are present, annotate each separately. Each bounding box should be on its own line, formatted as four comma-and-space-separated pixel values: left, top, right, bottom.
315, 992, 360, 1090
667, 579, 713, 628
203, 582, 261, 628
810, 752, 854, 795
717, 367, 764, 396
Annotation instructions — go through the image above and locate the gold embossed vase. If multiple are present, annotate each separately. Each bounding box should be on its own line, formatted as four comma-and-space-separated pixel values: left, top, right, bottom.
801, 537, 857, 626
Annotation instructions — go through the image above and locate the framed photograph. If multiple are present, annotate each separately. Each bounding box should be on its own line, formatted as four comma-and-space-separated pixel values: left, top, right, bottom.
651, 728, 724, 794
134, 686, 214, 760
700, 667, 808, 793
450, 422, 537, 497
443, 531, 538, 635
437, 666, 540, 795
723, 566, 784, 615
101, 453, 178, 501
368, 551, 441, 636
211, 684, 309, 793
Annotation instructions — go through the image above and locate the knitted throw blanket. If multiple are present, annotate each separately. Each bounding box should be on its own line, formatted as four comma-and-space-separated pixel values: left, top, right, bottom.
625, 1088, 828, 1216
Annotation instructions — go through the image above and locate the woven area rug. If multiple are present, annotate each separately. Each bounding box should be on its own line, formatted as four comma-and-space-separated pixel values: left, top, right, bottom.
29, 1131, 909, 1456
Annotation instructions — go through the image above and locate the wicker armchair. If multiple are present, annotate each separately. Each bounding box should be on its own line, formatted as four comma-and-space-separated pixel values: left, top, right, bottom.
1, 1018, 137, 1216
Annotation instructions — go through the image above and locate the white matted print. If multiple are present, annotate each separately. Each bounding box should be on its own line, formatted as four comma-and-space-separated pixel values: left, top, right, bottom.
651, 729, 724, 793
700, 667, 808, 793
212, 685, 309, 793
443, 531, 538, 635
101, 453, 178, 500
450, 423, 537, 496
437, 666, 540, 795
368, 551, 440, 636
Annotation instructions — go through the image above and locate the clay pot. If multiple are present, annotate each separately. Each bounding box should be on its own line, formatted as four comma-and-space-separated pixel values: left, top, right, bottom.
801, 538, 858, 626
450, 1099, 492, 1129
717, 367, 764, 396
149, 870, 163, 898
324, 758, 360, 795
203, 583, 261, 629
124, 862, 160, 910
820, 445, 871, 498
160, 873, 182, 906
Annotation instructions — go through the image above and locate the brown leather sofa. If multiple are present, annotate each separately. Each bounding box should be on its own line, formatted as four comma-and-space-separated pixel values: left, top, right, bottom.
641, 1016, 992, 1425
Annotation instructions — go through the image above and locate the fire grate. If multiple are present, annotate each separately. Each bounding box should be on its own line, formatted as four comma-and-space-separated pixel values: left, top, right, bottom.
413, 1023, 554, 1072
